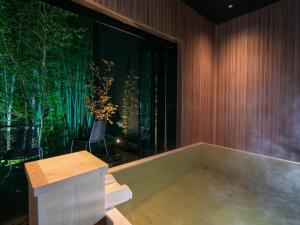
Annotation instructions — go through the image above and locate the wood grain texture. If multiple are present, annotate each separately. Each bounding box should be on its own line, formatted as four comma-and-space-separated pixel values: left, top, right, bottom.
26, 151, 107, 225
105, 208, 131, 225
25, 151, 108, 194
214, 0, 300, 161
73, 0, 215, 147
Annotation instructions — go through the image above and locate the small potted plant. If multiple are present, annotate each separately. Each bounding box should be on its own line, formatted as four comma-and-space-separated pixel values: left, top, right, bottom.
85, 60, 118, 134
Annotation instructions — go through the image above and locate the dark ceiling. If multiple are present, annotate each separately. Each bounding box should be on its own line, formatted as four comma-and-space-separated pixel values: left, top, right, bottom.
182, 0, 279, 24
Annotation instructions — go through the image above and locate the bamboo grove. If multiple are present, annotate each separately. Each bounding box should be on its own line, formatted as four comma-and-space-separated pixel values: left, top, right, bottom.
0, 0, 93, 154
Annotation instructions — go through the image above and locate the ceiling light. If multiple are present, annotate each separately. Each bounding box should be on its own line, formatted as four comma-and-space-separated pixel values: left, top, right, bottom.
227, 4, 234, 9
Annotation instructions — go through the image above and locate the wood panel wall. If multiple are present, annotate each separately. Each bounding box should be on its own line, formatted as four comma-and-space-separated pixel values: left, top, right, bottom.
74, 0, 215, 146
214, 0, 300, 161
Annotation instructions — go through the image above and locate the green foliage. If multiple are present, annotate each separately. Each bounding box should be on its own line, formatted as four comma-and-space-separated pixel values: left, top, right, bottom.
85, 61, 118, 124
117, 70, 139, 136
0, 0, 93, 153
43, 108, 65, 137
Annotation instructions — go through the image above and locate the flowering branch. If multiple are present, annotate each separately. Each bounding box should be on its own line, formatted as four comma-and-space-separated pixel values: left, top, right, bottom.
85, 60, 118, 124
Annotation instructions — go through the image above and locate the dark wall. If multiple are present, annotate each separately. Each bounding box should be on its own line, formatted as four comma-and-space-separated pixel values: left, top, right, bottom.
214, 0, 300, 161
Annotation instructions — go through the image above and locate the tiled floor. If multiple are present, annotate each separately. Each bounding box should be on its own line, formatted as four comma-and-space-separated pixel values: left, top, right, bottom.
0, 146, 138, 224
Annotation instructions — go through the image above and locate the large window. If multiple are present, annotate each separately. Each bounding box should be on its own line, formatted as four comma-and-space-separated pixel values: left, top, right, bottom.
93, 21, 178, 158
0, 1, 177, 221
0, 0, 177, 162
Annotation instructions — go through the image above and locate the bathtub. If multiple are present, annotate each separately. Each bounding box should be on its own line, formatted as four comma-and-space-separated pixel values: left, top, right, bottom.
109, 143, 300, 225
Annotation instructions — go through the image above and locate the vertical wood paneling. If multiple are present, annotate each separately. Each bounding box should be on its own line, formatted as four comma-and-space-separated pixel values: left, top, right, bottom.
214, 0, 300, 161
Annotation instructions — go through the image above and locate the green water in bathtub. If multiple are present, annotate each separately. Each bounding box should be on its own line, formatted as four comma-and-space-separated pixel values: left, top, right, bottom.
121, 167, 300, 225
